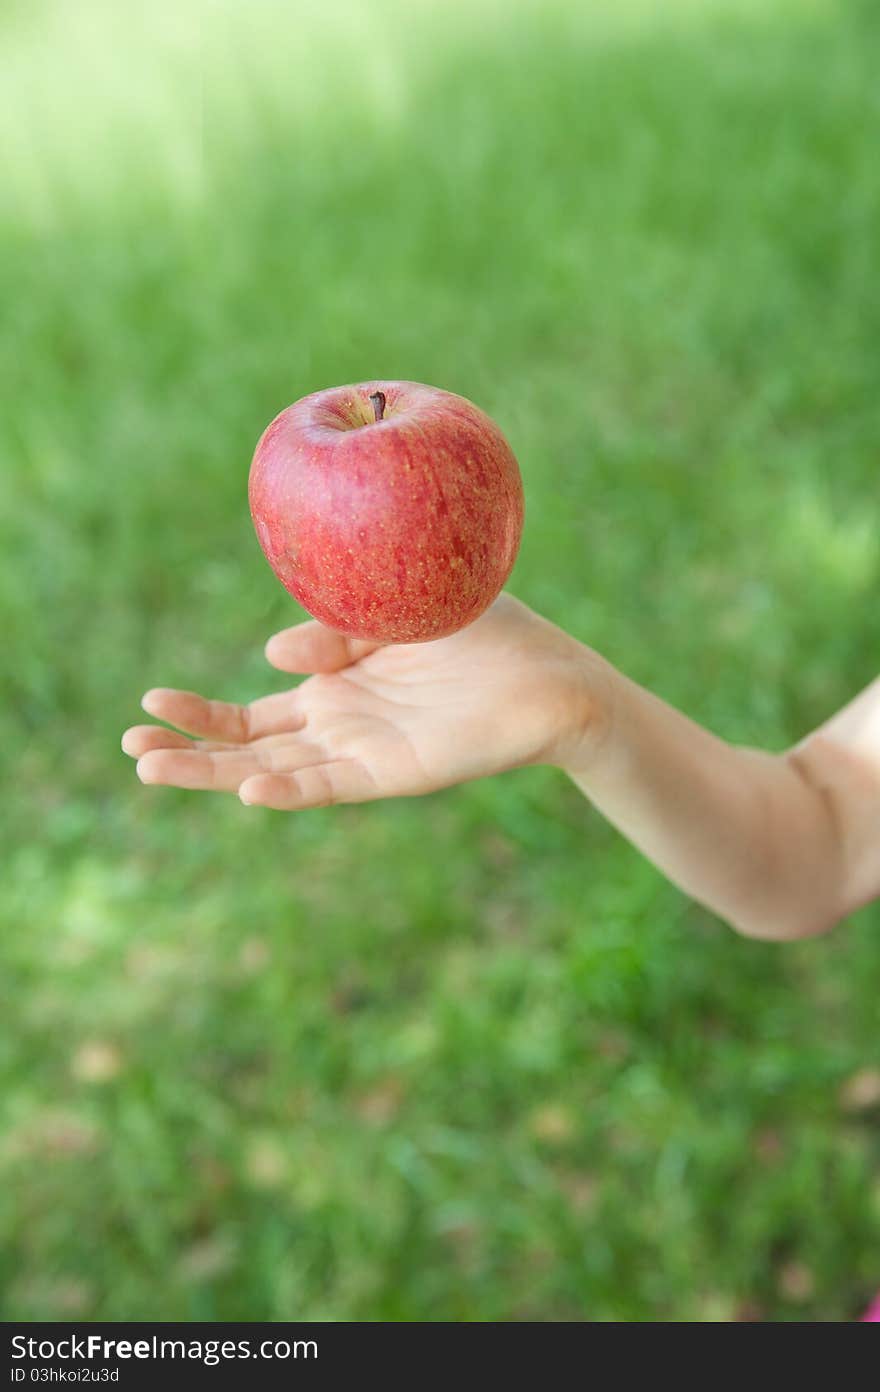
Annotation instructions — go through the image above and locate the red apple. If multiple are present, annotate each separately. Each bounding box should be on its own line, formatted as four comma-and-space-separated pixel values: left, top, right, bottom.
248, 380, 524, 643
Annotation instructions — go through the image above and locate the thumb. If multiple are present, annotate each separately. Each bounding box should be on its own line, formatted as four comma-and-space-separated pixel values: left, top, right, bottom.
265, 619, 384, 674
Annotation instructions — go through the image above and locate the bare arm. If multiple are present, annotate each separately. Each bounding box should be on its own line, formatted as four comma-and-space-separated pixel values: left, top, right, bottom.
123, 594, 880, 942
787, 678, 880, 921
563, 667, 880, 940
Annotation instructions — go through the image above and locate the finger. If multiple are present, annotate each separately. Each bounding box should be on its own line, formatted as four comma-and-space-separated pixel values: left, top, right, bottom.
141, 688, 250, 740
136, 746, 266, 792
141, 687, 303, 742
122, 725, 235, 759
239, 760, 380, 810
134, 735, 330, 791
122, 725, 195, 758
264, 621, 382, 674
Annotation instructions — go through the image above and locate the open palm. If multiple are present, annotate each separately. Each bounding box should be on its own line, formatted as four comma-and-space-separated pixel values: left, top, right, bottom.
122, 595, 596, 810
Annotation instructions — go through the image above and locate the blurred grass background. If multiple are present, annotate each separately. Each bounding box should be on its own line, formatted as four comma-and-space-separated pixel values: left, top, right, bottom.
1, 0, 879, 1321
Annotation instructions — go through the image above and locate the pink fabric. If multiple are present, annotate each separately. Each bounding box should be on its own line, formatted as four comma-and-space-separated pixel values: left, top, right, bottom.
863, 1293, 880, 1322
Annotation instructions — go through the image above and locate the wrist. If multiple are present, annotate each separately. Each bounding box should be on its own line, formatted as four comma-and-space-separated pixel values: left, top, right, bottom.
545, 640, 619, 776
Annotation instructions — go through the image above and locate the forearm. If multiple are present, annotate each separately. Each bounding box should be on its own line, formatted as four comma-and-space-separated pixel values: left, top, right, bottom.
560, 657, 843, 940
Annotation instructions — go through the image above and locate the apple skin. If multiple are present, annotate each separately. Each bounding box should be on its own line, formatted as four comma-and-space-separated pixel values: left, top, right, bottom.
248, 380, 524, 643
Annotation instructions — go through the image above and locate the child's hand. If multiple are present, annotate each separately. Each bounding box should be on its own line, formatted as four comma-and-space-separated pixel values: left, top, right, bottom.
124, 589, 880, 936
122, 595, 608, 810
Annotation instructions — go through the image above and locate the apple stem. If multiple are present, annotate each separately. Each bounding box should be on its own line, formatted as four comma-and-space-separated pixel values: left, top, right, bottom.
369, 390, 386, 423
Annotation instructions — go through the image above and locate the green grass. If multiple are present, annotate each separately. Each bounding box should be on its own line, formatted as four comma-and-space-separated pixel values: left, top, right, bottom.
2, 0, 879, 1321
